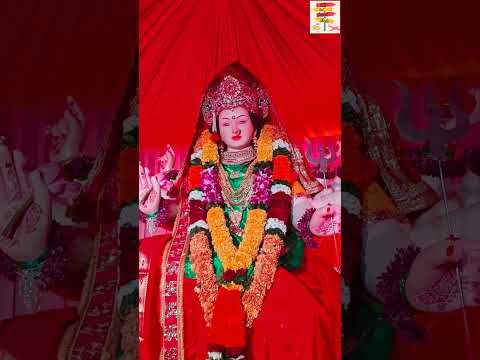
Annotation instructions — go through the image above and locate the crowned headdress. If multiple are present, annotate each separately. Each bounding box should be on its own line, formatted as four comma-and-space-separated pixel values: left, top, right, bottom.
201, 64, 270, 132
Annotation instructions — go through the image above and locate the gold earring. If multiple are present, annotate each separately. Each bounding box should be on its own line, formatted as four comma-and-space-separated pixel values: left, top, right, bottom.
219, 142, 226, 152
253, 136, 257, 152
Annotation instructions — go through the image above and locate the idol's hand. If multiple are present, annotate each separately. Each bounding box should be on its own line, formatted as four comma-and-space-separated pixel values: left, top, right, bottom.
139, 163, 161, 215
309, 203, 341, 236
309, 187, 341, 236
156, 145, 175, 177
155, 145, 176, 198
139, 162, 152, 204
405, 238, 480, 312
0, 143, 51, 262
46, 96, 85, 163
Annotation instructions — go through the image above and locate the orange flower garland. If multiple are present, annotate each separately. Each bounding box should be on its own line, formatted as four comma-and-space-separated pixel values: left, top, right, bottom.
242, 234, 284, 326
189, 231, 218, 326
256, 124, 275, 162
187, 122, 297, 357
203, 125, 276, 273
207, 207, 268, 271
200, 129, 220, 165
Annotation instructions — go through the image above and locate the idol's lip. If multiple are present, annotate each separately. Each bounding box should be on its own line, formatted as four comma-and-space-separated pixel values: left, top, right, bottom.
232, 135, 241, 141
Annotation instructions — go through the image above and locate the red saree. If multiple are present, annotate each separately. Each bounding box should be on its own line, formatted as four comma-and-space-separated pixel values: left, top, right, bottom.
141, 234, 340, 360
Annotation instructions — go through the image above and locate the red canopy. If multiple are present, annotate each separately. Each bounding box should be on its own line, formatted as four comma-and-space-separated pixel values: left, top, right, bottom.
344, 0, 480, 81
0, 0, 136, 162
140, 0, 340, 151
1, 0, 136, 111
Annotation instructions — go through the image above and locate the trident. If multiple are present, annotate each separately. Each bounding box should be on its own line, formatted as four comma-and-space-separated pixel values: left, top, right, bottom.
305, 137, 339, 187
395, 80, 474, 360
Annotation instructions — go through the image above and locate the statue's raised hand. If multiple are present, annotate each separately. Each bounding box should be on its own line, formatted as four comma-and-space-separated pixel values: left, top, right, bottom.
156, 144, 175, 175
0, 140, 51, 262
309, 188, 341, 236
46, 96, 85, 163
406, 237, 480, 312
139, 163, 161, 216
155, 145, 176, 198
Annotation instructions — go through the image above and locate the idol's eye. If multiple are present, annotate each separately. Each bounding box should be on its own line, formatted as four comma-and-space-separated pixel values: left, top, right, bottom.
222, 122, 230, 127
239, 120, 246, 124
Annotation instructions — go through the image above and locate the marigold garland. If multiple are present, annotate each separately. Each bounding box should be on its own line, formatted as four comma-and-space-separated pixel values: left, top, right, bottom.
256, 125, 275, 162
207, 207, 268, 271
242, 234, 284, 326
201, 130, 220, 165
186, 123, 297, 357
189, 231, 218, 326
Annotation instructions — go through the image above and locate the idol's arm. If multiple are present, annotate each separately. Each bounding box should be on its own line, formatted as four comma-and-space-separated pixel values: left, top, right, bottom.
141, 169, 179, 238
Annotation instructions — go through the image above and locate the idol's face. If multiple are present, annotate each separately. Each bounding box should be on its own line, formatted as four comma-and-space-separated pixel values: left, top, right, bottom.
218, 106, 255, 151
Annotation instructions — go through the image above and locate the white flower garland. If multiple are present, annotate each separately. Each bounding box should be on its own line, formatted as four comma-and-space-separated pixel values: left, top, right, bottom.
190, 149, 203, 162
208, 352, 223, 360
265, 217, 287, 235
272, 139, 292, 153
188, 189, 204, 201
271, 183, 291, 196
187, 220, 209, 234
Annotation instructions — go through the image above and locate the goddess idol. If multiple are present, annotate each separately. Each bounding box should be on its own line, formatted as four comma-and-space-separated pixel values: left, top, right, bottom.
140, 64, 340, 360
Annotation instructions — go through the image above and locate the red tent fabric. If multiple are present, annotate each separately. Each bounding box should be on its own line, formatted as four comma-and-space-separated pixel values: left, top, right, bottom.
344, 0, 480, 80
0, 0, 136, 163
0, 0, 136, 109
140, 0, 340, 151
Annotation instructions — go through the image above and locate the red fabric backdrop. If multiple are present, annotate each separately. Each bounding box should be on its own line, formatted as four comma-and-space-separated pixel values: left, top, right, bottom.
344, 1, 480, 80
343, 0, 480, 154
0, 0, 136, 165
140, 0, 340, 152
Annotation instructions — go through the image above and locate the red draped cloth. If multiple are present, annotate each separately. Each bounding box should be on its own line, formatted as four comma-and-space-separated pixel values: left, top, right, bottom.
344, 0, 480, 80
139, 2, 340, 358
393, 309, 480, 360
0, 2, 136, 358
141, 235, 340, 360
140, 0, 340, 152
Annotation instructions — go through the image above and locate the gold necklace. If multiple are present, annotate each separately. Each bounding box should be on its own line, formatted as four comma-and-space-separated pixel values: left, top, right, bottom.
218, 161, 255, 236
218, 162, 255, 206
223, 196, 249, 236
222, 183, 253, 236
221, 146, 256, 166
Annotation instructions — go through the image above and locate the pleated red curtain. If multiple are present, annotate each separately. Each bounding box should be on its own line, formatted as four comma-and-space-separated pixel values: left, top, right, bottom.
343, 0, 480, 155
1, 0, 136, 109
344, 0, 480, 80
0, 0, 136, 163
140, 0, 341, 151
